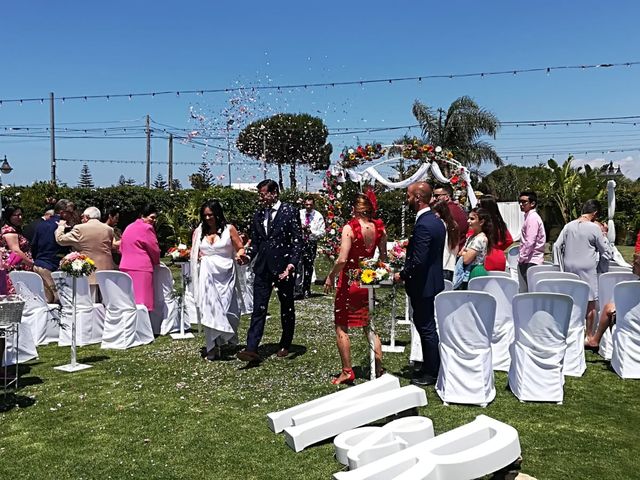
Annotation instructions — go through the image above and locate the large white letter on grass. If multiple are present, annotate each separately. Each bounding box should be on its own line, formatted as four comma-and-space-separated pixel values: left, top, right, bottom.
284, 385, 427, 452
334, 416, 435, 469
333, 415, 520, 480
267, 374, 401, 433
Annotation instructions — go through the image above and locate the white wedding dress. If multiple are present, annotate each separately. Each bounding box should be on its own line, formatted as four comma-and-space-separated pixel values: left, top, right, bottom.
197, 226, 240, 352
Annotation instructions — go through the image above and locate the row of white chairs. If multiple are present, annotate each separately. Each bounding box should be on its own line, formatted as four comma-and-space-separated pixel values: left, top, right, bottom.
433, 280, 640, 407
505, 246, 633, 286
2, 265, 189, 366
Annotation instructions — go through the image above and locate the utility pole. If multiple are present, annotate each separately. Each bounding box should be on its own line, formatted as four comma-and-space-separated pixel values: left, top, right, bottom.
145, 115, 151, 188
50, 92, 56, 185
168, 133, 174, 190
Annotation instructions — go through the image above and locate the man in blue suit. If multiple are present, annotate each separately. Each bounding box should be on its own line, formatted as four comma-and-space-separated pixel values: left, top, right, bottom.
395, 182, 445, 386
237, 179, 303, 362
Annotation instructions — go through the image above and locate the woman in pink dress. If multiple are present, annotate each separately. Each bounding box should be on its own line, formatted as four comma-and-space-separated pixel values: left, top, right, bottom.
119, 205, 161, 311
0, 205, 35, 294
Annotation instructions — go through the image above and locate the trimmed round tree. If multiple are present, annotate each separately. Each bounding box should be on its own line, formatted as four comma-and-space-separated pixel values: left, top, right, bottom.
237, 113, 332, 191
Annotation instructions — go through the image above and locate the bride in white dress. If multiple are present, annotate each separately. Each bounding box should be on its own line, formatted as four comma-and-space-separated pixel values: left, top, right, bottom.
190, 200, 245, 360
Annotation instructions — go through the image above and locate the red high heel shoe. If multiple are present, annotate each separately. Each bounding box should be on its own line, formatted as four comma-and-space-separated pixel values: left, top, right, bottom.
331, 368, 355, 385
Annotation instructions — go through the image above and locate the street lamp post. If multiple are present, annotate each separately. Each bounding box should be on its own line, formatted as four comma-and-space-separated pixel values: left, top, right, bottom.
226, 119, 235, 187
0, 155, 14, 216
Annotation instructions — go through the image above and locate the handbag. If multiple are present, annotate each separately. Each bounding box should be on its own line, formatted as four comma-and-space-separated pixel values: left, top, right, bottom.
452, 256, 472, 290
6, 251, 23, 268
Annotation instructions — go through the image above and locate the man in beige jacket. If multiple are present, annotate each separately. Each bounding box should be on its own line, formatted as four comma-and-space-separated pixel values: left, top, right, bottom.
55, 206, 115, 301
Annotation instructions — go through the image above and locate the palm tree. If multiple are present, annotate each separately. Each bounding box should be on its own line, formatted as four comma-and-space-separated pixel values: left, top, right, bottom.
412, 96, 502, 168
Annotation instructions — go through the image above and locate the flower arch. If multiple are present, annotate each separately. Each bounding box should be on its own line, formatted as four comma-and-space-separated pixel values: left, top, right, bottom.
320, 142, 477, 258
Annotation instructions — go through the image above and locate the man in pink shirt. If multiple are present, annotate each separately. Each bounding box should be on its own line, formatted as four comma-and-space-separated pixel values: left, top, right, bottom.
518, 190, 546, 291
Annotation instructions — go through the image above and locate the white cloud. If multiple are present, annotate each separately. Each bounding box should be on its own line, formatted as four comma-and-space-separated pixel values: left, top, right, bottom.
572, 155, 640, 181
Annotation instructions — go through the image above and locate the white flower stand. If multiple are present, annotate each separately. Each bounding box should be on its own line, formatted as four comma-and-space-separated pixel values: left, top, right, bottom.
381, 282, 405, 354
55, 277, 92, 372
170, 262, 195, 340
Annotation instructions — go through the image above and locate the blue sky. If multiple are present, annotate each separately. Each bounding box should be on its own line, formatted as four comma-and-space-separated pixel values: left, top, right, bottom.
2, 0, 640, 188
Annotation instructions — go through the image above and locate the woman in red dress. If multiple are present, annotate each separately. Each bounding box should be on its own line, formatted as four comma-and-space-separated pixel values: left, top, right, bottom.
478, 196, 513, 271
324, 194, 387, 385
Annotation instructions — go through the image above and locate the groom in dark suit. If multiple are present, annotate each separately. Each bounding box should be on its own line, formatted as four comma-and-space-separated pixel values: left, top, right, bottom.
237, 179, 303, 362
395, 182, 445, 386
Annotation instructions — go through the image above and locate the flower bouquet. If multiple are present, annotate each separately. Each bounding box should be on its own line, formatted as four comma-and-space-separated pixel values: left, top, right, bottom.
388, 240, 408, 270
340, 143, 386, 168
348, 258, 391, 286
59, 252, 97, 278
167, 244, 191, 263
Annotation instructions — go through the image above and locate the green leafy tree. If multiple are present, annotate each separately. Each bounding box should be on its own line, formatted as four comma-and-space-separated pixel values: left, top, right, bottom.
170, 179, 182, 190
189, 162, 214, 190
153, 173, 168, 190
543, 156, 605, 225
117, 175, 137, 187
412, 96, 502, 168
237, 113, 332, 191
77, 163, 95, 188
477, 164, 553, 201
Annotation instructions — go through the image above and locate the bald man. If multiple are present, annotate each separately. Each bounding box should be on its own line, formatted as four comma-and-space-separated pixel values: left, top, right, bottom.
395, 182, 445, 386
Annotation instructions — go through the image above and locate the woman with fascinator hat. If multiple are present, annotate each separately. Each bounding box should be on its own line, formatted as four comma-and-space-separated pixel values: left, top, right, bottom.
324, 192, 387, 385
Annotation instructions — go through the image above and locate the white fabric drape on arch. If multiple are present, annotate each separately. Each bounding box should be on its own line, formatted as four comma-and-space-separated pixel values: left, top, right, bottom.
331, 156, 477, 207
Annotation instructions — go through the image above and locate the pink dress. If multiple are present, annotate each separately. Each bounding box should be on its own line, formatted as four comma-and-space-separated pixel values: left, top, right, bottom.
119, 219, 161, 311
0, 224, 34, 294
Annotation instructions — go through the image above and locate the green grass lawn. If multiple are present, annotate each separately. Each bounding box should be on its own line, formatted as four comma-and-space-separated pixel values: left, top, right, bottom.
1, 263, 639, 479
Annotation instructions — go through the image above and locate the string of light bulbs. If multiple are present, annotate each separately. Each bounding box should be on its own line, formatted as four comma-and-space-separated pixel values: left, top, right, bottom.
0, 61, 637, 105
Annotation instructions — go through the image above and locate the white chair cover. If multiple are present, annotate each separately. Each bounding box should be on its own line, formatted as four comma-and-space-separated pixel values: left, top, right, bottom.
611, 281, 640, 379
52, 272, 105, 346
597, 271, 638, 359
2, 286, 38, 366
468, 276, 518, 371
96, 270, 154, 349
536, 279, 590, 377
525, 265, 560, 292
150, 264, 187, 335
435, 291, 497, 407
409, 280, 453, 363
506, 246, 519, 282
486, 271, 511, 278
9, 271, 60, 345
508, 293, 573, 403
530, 271, 579, 292
608, 265, 632, 273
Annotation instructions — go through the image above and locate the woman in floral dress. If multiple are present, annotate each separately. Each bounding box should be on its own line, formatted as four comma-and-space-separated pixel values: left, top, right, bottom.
0, 205, 35, 294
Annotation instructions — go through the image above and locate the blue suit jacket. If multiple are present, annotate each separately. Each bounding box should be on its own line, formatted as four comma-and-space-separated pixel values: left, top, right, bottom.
400, 209, 445, 299
248, 202, 303, 276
